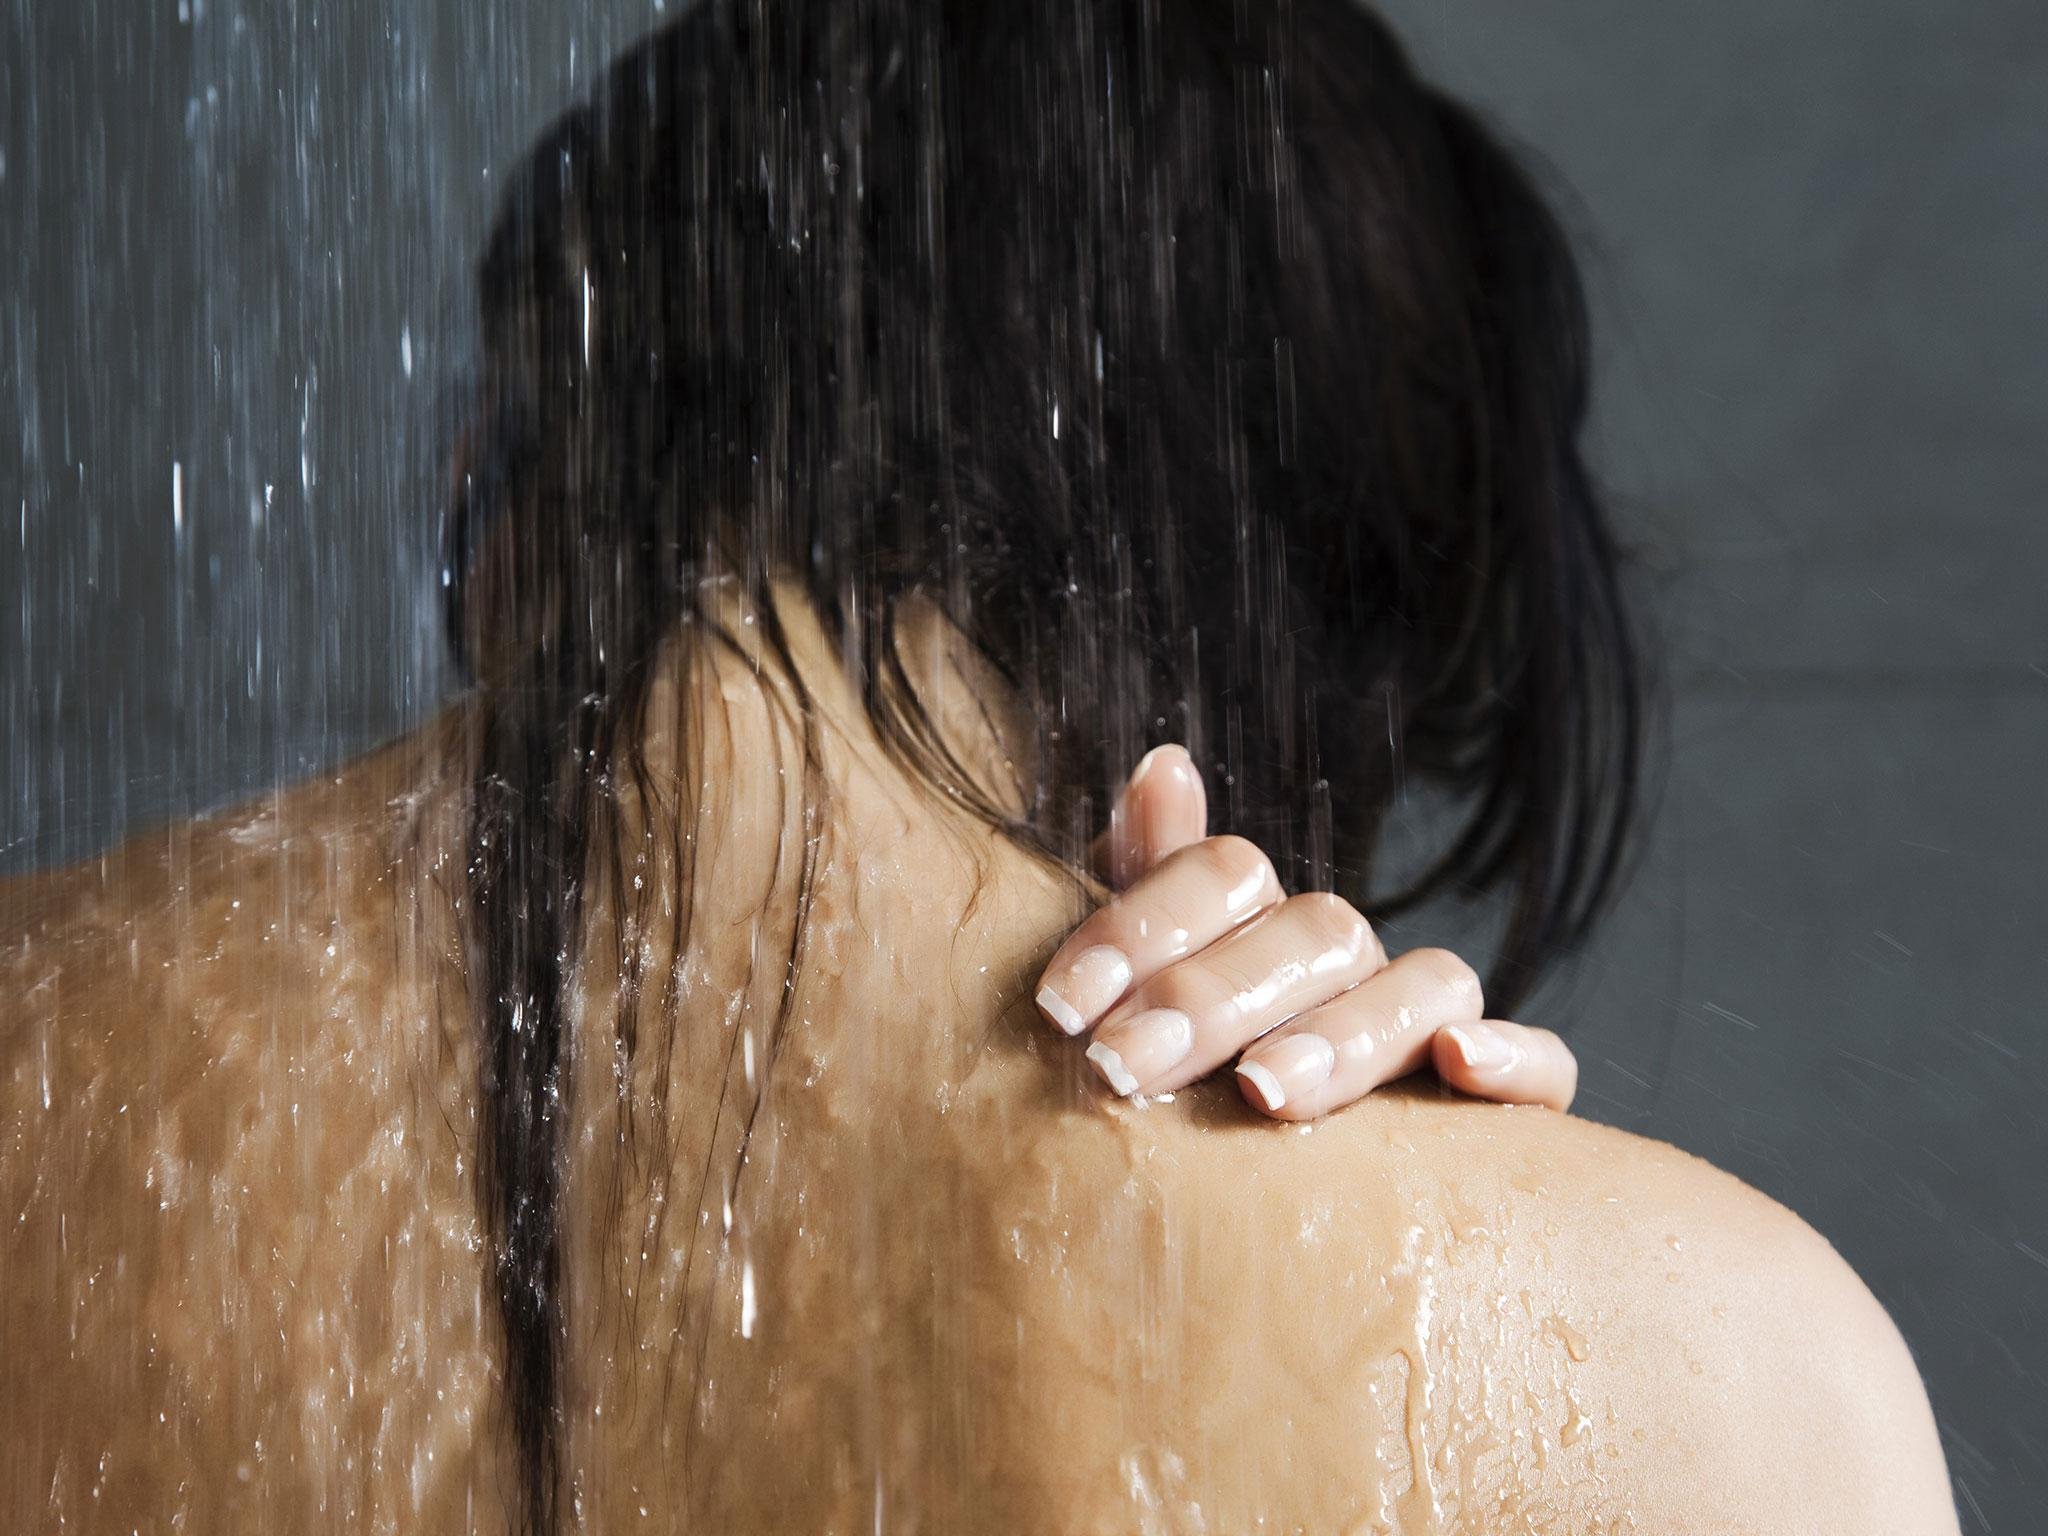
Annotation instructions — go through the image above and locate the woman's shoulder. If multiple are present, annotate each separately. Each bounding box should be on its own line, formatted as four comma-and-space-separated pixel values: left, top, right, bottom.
1513, 1103, 1955, 1529
775, 808, 1958, 1529
0, 728, 468, 1237
939, 1055, 1957, 1533
0, 737, 501, 1532
0, 730, 448, 968
0, 744, 444, 1158
1243, 1087, 1952, 1531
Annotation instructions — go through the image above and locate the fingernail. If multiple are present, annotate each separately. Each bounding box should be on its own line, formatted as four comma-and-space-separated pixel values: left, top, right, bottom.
1087, 1007, 1194, 1096
1037, 944, 1133, 1036
1444, 1022, 1519, 1076
1132, 742, 1194, 785
1236, 1032, 1336, 1112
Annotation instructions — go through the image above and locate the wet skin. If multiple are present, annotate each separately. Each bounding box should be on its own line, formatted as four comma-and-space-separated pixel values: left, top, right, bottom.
0, 592, 1956, 1533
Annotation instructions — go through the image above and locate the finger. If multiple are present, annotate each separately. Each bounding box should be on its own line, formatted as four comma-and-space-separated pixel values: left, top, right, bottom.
1091, 744, 1208, 888
1083, 891, 1386, 1097
1433, 1020, 1577, 1112
1233, 948, 1484, 1120
1036, 835, 1282, 1037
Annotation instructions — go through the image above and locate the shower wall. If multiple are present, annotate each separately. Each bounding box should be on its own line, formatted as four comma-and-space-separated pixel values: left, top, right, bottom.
5, 1, 2043, 1527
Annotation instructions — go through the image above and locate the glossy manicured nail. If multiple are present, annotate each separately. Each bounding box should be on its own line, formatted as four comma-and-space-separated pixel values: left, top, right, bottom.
1038, 944, 1133, 1036
1131, 743, 1177, 784
1132, 742, 1200, 796
1236, 1060, 1286, 1110
1443, 1021, 1519, 1076
1236, 1032, 1337, 1111
1086, 1007, 1194, 1096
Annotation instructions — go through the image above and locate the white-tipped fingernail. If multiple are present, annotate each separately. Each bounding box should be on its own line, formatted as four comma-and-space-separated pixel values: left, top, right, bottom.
1444, 1022, 1518, 1076
1038, 986, 1085, 1036
1237, 1031, 1337, 1111
1237, 1059, 1287, 1112
1087, 1007, 1193, 1096
1086, 1041, 1142, 1096
1133, 743, 1199, 799
1037, 944, 1132, 1036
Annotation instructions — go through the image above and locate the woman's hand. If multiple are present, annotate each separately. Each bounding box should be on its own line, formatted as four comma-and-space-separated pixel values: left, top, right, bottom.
1035, 745, 1578, 1119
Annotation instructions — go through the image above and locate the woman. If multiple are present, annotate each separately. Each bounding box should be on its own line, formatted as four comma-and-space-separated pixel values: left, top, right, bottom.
0, 0, 1954, 1531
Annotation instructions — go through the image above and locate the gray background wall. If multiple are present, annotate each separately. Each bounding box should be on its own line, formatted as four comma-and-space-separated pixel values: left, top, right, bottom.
4, 0, 2043, 1527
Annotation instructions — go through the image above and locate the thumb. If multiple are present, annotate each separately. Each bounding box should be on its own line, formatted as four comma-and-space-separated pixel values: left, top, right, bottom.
1092, 744, 1208, 889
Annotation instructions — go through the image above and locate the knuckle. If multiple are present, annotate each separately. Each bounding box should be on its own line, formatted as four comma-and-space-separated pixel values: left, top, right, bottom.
1143, 965, 1229, 1020
1090, 897, 1140, 949
1285, 890, 1374, 959
1410, 948, 1484, 1014
1197, 835, 1276, 899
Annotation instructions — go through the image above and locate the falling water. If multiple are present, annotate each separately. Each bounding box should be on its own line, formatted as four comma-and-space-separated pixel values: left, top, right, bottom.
6, 2, 2047, 1533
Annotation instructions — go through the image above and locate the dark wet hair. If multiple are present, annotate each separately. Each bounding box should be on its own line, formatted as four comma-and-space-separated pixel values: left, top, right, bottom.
444, 0, 1642, 1526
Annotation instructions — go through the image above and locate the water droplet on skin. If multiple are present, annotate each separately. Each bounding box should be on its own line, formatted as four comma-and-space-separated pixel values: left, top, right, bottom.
1549, 1317, 1591, 1362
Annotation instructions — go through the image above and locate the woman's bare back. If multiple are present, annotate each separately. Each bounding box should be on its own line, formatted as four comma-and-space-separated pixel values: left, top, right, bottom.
0, 736, 509, 1531
0, 608, 1953, 1533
